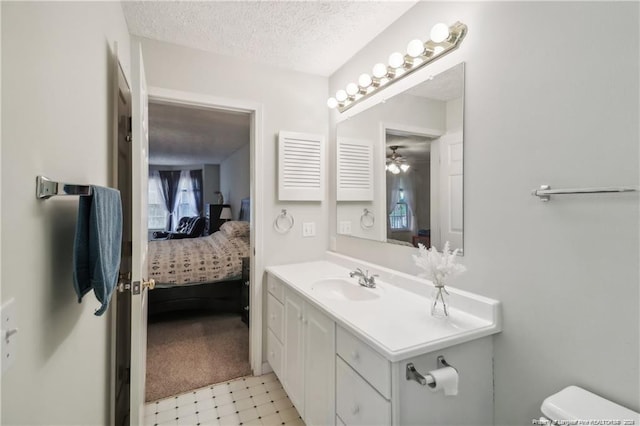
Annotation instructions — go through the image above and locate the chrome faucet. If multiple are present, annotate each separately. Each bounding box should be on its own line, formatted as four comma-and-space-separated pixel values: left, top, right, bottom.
349, 268, 378, 288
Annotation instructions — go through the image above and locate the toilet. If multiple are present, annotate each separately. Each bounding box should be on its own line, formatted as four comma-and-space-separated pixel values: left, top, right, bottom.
541, 385, 640, 424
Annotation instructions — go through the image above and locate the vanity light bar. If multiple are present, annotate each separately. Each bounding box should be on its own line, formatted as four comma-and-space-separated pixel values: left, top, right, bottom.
328, 21, 467, 113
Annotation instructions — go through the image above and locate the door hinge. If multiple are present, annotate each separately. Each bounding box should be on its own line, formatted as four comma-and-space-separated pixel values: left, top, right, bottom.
117, 272, 132, 293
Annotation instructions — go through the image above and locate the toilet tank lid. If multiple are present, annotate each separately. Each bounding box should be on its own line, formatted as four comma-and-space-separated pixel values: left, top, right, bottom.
541, 386, 640, 422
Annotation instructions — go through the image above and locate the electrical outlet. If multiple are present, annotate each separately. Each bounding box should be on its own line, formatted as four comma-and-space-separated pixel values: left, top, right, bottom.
339, 221, 352, 235
302, 222, 316, 237
1, 298, 17, 374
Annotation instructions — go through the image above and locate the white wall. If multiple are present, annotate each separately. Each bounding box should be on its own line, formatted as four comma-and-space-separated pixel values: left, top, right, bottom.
330, 2, 639, 424
220, 143, 250, 220
1, 2, 131, 425
138, 37, 329, 265
203, 163, 221, 205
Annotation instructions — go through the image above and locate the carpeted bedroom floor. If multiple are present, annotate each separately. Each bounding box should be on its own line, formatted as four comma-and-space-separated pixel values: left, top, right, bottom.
145, 311, 252, 402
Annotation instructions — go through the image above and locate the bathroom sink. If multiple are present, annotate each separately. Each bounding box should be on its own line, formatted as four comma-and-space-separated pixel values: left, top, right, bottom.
311, 278, 380, 302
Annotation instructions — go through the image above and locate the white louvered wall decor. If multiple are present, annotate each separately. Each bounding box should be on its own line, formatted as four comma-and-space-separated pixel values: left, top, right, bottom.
278, 131, 325, 201
337, 137, 373, 201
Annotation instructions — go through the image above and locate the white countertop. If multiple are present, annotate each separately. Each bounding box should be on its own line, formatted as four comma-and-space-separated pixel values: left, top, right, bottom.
266, 253, 502, 362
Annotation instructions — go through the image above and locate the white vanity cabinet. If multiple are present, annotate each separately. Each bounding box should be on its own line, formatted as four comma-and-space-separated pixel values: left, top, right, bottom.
267, 274, 336, 426
336, 326, 391, 425
265, 259, 501, 426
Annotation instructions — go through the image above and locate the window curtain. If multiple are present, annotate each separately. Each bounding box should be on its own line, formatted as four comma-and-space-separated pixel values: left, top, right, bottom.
158, 170, 182, 231
387, 174, 402, 227
189, 169, 203, 216
402, 175, 417, 235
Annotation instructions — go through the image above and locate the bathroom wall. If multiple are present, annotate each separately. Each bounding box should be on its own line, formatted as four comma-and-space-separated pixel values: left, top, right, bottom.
220, 143, 250, 220
137, 37, 329, 266
1, 2, 131, 425
330, 2, 639, 424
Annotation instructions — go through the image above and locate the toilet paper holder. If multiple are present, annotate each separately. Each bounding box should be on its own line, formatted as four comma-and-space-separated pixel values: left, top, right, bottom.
406, 356, 455, 387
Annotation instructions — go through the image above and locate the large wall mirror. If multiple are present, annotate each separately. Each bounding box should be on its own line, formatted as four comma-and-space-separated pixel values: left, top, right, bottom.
336, 62, 464, 253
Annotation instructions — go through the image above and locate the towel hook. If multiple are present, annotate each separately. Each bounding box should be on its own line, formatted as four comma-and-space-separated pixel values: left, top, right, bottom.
360, 208, 375, 229
274, 209, 294, 234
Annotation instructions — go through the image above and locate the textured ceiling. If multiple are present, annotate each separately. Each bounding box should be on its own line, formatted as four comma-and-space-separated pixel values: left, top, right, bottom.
130, 1, 422, 165
122, 1, 419, 76
149, 102, 250, 166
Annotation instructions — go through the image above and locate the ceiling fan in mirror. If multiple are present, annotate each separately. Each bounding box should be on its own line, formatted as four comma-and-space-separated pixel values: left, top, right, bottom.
386, 146, 410, 174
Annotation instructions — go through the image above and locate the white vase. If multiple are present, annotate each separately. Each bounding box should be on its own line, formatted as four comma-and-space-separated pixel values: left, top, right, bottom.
430, 285, 450, 318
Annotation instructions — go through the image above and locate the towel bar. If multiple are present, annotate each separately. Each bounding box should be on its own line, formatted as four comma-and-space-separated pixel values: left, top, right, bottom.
532, 185, 639, 202
36, 175, 92, 199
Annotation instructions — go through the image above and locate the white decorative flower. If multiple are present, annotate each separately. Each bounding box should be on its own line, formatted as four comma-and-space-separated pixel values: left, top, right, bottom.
412, 241, 466, 287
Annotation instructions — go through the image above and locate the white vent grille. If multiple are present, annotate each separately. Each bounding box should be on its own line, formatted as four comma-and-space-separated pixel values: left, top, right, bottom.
278, 131, 325, 201
337, 137, 373, 201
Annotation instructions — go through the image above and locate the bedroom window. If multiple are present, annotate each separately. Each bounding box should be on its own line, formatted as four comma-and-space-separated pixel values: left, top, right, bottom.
176, 182, 198, 219
389, 188, 410, 231
148, 177, 168, 230
148, 170, 202, 231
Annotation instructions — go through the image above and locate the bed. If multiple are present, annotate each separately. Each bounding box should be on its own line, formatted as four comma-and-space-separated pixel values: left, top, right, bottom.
147, 200, 251, 317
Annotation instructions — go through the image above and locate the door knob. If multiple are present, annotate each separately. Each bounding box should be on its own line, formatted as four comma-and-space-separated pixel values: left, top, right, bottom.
142, 279, 155, 290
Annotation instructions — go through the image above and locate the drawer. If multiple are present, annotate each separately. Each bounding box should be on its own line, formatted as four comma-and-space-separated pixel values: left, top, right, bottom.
336, 326, 391, 399
336, 357, 391, 426
267, 273, 284, 303
267, 294, 284, 342
266, 329, 283, 379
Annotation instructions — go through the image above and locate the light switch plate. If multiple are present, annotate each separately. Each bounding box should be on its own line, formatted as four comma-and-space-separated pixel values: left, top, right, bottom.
302, 222, 316, 237
339, 221, 352, 235
1, 298, 17, 374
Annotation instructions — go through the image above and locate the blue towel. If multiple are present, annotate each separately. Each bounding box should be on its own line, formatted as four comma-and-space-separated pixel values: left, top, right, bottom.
73, 186, 123, 316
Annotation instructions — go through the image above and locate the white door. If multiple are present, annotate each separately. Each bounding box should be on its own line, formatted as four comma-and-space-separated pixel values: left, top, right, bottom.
304, 304, 335, 426
129, 40, 150, 426
283, 289, 305, 416
439, 131, 463, 251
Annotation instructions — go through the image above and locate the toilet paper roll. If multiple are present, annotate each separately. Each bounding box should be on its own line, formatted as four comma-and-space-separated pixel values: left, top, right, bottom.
427, 366, 459, 396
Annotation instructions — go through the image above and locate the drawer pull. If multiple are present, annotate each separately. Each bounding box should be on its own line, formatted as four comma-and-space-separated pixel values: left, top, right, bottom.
351, 404, 360, 415
351, 351, 360, 361
270, 314, 276, 320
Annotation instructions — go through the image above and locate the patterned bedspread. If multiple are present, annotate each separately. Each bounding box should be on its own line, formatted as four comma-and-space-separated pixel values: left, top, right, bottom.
148, 232, 250, 287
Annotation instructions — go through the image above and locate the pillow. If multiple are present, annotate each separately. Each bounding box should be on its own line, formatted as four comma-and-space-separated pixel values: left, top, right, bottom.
219, 220, 250, 238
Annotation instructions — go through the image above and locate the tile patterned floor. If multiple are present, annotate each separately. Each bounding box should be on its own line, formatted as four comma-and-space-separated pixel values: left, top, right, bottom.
144, 372, 304, 426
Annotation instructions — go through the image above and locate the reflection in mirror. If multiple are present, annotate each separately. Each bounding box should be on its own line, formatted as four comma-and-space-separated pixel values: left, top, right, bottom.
336, 63, 464, 254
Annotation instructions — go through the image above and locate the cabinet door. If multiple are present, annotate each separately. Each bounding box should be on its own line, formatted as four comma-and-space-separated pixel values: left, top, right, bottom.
283, 290, 305, 416
304, 303, 336, 426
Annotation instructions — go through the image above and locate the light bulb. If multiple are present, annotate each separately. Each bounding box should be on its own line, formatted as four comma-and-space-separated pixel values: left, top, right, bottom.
388, 163, 400, 174
400, 164, 410, 172
327, 97, 338, 109
358, 73, 372, 88
336, 90, 348, 102
433, 45, 445, 55
407, 39, 425, 58
346, 83, 358, 96
372, 63, 388, 79
388, 52, 405, 69
430, 23, 450, 43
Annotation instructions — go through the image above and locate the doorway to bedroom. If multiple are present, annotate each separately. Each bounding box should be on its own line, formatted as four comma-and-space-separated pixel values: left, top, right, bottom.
144, 99, 253, 402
